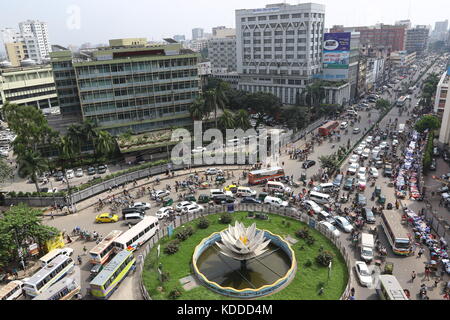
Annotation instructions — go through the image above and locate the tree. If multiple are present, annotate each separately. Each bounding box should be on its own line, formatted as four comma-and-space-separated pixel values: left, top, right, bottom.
204, 90, 218, 125
375, 99, 391, 112
189, 97, 207, 121
415, 115, 441, 133
319, 155, 339, 174
0, 204, 59, 268
218, 109, 236, 131
281, 106, 307, 131
233, 109, 251, 130
66, 123, 85, 155
16, 150, 48, 192
94, 130, 116, 158
246, 92, 281, 119
214, 82, 229, 127
0, 159, 13, 184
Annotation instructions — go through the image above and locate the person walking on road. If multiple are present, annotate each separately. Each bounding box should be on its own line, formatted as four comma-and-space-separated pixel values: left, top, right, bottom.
77, 255, 82, 265
411, 271, 416, 282
424, 266, 431, 281
83, 246, 87, 255
417, 247, 425, 258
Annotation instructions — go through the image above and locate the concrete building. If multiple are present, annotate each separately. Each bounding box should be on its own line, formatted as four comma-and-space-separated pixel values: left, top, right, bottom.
192, 28, 204, 40
208, 36, 237, 72
4, 42, 27, 67
187, 39, 209, 52
19, 20, 51, 62
390, 51, 416, 70
0, 64, 58, 113
434, 70, 449, 115
236, 2, 326, 105
212, 27, 236, 39
395, 20, 412, 29
173, 35, 186, 42
432, 20, 449, 42
211, 72, 240, 89
50, 39, 200, 136
406, 25, 430, 55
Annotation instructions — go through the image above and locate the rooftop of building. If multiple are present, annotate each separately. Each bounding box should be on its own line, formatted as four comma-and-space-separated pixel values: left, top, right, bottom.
0, 63, 52, 74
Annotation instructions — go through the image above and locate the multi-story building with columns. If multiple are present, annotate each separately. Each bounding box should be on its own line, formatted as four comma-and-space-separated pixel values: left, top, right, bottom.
236, 2, 325, 105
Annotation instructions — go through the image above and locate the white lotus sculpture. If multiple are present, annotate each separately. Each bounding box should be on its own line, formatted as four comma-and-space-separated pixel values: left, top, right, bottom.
216, 221, 271, 261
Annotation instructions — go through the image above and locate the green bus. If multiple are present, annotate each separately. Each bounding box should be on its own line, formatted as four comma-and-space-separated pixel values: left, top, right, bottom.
89, 250, 136, 299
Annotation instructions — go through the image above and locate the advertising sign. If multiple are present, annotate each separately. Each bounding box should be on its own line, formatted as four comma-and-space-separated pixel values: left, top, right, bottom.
323, 32, 351, 70
28, 243, 39, 256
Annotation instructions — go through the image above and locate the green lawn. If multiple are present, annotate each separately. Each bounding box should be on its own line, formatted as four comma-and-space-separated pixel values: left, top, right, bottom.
142, 212, 348, 300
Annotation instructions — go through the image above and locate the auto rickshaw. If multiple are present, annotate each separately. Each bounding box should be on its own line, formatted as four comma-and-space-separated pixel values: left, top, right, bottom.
163, 197, 174, 207
184, 194, 196, 202
215, 175, 226, 184
383, 262, 394, 275
258, 192, 268, 202
199, 182, 211, 189
198, 194, 210, 204
378, 195, 386, 205
375, 186, 382, 197
224, 184, 238, 193
340, 193, 349, 203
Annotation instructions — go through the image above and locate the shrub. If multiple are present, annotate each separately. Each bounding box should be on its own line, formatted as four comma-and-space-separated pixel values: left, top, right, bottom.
176, 226, 194, 241
168, 288, 182, 300
161, 271, 170, 283
304, 259, 313, 267
247, 212, 255, 218
17, 191, 24, 198
220, 213, 232, 224
197, 217, 210, 229
295, 228, 310, 239
164, 240, 180, 255
306, 236, 316, 246
316, 251, 334, 267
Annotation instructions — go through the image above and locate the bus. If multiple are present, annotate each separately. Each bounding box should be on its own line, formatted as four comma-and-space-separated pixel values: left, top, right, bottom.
39, 248, 73, 268
22, 255, 75, 297
0, 280, 23, 300
377, 275, 409, 300
113, 216, 159, 251
380, 210, 412, 256
396, 96, 407, 107
33, 267, 80, 300
89, 230, 123, 265
89, 250, 136, 299
318, 121, 339, 137
248, 167, 285, 185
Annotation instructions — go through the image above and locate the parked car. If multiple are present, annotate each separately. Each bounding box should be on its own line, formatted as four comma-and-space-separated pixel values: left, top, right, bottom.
66, 169, 75, 179
205, 168, 223, 175
75, 168, 84, 177
302, 160, 316, 169
319, 221, 341, 238
356, 193, 367, 206
87, 167, 96, 175
349, 155, 360, 164
176, 201, 194, 212
241, 197, 262, 204
182, 204, 204, 214
384, 164, 393, 177
347, 163, 360, 175
343, 177, 355, 191
97, 165, 107, 174
213, 195, 236, 205
362, 207, 376, 224
370, 167, 379, 178
430, 159, 437, 171
55, 171, 64, 181
95, 213, 119, 223
334, 216, 354, 233
355, 261, 373, 287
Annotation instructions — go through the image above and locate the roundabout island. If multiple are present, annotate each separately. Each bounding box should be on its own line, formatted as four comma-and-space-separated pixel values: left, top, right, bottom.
142, 211, 349, 300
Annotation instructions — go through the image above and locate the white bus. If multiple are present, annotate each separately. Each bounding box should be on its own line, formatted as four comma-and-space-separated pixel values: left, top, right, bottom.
0, 280, 24, 300
33, 268, 80, 301
89, 230, 123, 265
380, 210, 412, 256
39, 248, 73, 268
113, 216, 160, 251
22, 255, 75, 297
309, 191, 331, 205
377, 275, 409, 300
396, 96, 407, 107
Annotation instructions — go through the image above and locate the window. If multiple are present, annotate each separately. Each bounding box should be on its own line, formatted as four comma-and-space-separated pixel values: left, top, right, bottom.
275, 31, 283, 36
253, 32, 261, 36
292, 13, 302, 18
275, 47, 283, 51
248, 17, 256, 21
269, 15, 278, 20
264, 31, 272, 36
280, 14, 289, 19
258, 16, 267, 21
264, 39, 272, 44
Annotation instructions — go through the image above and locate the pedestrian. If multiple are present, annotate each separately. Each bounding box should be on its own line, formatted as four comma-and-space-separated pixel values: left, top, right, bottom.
417, 247, 425, 258
77, 255, 82, 265
128, 223, 132, 229
434, 277, 440, 287
83, 246, 87, 255
424, 266, 431, 281
411, 271, 416, 282
350, 287, 355, 296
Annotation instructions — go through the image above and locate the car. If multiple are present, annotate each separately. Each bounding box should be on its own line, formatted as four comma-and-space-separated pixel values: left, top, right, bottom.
176, 201, 193, 212
358, 103, 369, 109
55, 171, 64, 181
75, 168, 84, 177
130, 202, 151, 210
319, 221, 341, 238
430, 158, 437, 171
353, 128, 361, 134
366, 136, 373, 143
334, 216, 354, 233
97, 165, 107, 174
357, 167, 367, 176
87, 167, 96, 175
340, 122, 349, 129
433, 147, 440, 157
241, 197, 262, 204
349, 155, 360, 164
379, 142, 388, 150
213, 195, 236, 204
95, 213, 119, 223
205, 168, 223, 175
354, 147, 364, 155
156, 207, 174, 219
343, 177, 355, 190
152, 190, 170, 199
224, 184, 238, 193
65, 169, 75, 179
347, 163, 359, 175
358, 177, 367, 191
392, 139, 399, 146
302, 160, 316, 169
356, 193, 367, 206
302, 200, 323, 214
362, 207, 376, 224
370, 167, 379, 178
384, 165, 393, 177
372, 146, 381, 154
355, 261, 373, 287
182, 204, 204, 214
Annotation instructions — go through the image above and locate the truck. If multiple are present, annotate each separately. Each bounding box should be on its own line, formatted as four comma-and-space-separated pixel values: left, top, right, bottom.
360, 233, 375, 262
318, 121, 339, 137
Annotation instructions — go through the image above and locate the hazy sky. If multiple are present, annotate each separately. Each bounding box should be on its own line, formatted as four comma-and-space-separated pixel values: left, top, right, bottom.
0, 0, 449, 48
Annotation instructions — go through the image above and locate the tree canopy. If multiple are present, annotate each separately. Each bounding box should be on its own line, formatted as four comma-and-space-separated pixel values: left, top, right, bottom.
414, 115, 441, 133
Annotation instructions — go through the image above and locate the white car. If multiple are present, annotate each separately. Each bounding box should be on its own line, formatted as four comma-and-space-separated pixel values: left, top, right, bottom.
75, 168, 84, 177
358, 176, 367, 190
372, 146, 381, 154
349, 155, 360, 164
183, 204, 204, 214
66, 169, 75, 179
176, 201, 194, 212
358, 167, 367, 176
152, 190, 170, 199
361, 148, 371, 159
370, 167, 379, 178
379, 142, 388, 149
302, 200, 323, 214
334, 216, 354, 233
355, 261, 373, 287
205, 168, 223, 175
347, 163, 360, 175
392, 139, 399, 146
131, 202, 151, 210
319, 221, 341, 238
354, 147, 364, 155
366, 136, 373, 143
359, 141, 367, 149
156, 207, 174, 219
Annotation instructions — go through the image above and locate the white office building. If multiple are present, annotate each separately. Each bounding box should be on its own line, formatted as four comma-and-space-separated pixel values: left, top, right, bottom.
192, 28, 204, 40
236, 2, 325, 104
208, 36, 237, 72
19, 20, 51, 62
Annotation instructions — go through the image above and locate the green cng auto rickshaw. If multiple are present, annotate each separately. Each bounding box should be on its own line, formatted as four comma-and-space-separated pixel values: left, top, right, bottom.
375, 186, 382, 197
198, 194, 210, 204
184, 194, 197, 202
258, 192, 269, 202
378, 195, 386, 205
163, 197, 174, 206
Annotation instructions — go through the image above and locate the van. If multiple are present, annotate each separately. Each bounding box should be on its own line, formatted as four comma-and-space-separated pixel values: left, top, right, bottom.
210, 189, 233, 197
39, 248, 74, 268
309, 191, 331, 205
236, 187, 256, 198
313, 183, 335, 194
122, 207, 145, 219
340, 122, 349, 129
360, 233, 375, 262
265, 181, 289, 193
333, 174, 344, 187
347, 109, 358, 116
398, 124, 405, 134
264, 196, 289, 207
124, 212, 145, 225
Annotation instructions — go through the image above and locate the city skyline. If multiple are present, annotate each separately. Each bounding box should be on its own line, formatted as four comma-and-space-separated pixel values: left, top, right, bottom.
0, 0, 449, 50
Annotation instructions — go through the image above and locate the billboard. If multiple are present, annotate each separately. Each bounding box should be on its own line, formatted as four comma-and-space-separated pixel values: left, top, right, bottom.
323, 32, 351, 70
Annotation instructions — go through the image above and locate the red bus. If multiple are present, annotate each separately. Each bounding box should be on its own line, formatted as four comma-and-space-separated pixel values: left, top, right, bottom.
248, 167, 285, 185
318, 121, 339, 136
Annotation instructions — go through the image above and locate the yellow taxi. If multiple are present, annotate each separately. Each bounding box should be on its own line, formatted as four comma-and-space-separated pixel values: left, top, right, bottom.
224, 184, 238, 193
95, 213, 119, 223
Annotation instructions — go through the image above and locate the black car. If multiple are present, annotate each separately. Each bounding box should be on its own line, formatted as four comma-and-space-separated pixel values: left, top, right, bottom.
97, 165, 107, 174
302, 160, 316, 169
55, 171, 64, 181
430, 159, 437, 171
362, 207, 376, 224
343, 177, 355, 190
87, 167, 96, 175
213, 195, 235, 205
241, 197, 262, 204
356, 193, 367, 206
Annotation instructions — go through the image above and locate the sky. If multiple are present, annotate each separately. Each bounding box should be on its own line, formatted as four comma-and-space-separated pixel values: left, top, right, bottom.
0, 0, 449, 49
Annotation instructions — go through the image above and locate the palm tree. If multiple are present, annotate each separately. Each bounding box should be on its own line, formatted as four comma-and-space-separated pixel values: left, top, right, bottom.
66, 123, 84, 155
17, 150, 48, 192
234, 109, 251, 130
189, 97, 207, 121
95, 131, 116, 158
204, 90, 217, 124
82, 119, 99, 147
218, 109, 236, 131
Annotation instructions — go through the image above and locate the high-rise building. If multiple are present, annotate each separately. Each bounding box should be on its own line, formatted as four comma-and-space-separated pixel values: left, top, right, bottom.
432, 20, 449, 42
405, 25, 430, 54
236, 2, 325, 105
4, 42, 27, 67
50, 39, 200, 136
212, 27, 236, 39
395, 20, 412, 29
19, 20, 51, 62
208, 36, 237, 72
173, 35, 186, 42
192, 28, 204, 40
